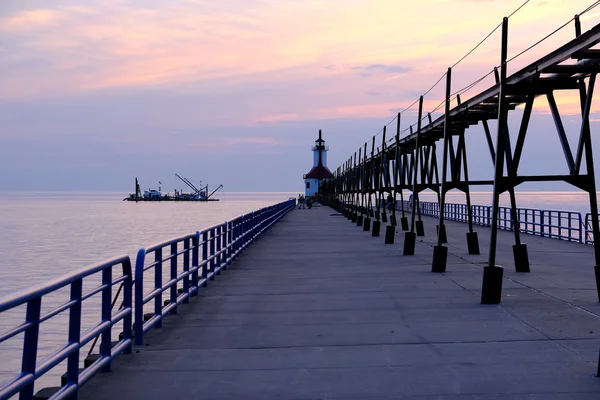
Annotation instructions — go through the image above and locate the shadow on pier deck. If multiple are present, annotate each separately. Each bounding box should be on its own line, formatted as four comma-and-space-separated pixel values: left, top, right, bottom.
80, 207, 600, 399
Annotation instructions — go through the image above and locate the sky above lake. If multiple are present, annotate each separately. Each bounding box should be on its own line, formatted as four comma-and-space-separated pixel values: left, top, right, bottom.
2, 0, 600, 192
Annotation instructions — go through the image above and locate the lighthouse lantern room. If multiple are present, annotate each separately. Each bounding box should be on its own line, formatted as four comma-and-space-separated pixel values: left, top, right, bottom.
304, 129, 333, 197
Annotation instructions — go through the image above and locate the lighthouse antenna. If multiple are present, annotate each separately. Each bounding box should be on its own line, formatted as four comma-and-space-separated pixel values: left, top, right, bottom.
318, 130, 323, 165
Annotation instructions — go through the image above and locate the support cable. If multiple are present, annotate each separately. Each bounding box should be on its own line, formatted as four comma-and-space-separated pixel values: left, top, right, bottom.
507, 18, 574, 63
351, 0, 593, 154
581, 0, 600, 15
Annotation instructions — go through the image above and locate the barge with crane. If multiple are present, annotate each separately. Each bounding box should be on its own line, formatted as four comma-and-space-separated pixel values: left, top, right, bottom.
123, 175, 223, 202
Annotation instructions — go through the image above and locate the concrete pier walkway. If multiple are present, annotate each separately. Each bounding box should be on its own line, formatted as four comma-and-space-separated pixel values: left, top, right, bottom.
80, 206, 600, 399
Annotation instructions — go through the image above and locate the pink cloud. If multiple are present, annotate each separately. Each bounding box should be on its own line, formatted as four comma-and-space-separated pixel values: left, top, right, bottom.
255, 114, 300, 123
1, 0, 597, 125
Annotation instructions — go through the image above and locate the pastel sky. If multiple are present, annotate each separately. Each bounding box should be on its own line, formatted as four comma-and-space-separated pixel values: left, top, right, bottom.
2, 0, 600, 192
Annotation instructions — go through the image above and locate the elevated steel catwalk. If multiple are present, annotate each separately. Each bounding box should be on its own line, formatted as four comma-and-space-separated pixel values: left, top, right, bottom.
321, 16, 600, 306
398, 22, 600, 153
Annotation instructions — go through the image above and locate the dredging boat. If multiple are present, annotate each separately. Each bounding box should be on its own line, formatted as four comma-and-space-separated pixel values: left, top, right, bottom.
123, 175, 223, 202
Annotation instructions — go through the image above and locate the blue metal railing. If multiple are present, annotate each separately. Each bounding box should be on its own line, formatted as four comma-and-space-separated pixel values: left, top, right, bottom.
0, 256, 133, 400
0, 199, 296, 400
390, 199, 591, 244
584, 213, 599, 244
134, 199, 296, 345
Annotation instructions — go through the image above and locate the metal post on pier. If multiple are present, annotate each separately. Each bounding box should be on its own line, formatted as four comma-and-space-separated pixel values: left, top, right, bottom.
379, 127, 389, 225
386, 118, 401, 244
404, 96, 424, 255
393, 114, 401, 228
372, 128, 386, 237
356, 147, 364, 227
363, 138, 375, 232
463, 143, 480, 254
352, 152, 358, 222
432, 68, 452, 272
580, 73, 600, 302
481, 17, 508, 304
398, 123, 409, 231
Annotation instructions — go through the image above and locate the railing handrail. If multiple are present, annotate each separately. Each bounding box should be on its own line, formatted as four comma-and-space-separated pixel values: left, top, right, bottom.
145, 233, 198, 253
0, 254, 130, 312
0, 255, 133, 400
385, 198, 589, 243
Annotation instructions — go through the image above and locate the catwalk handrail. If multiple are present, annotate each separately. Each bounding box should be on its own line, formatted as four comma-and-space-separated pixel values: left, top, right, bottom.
0, 199, 296, 400
384, 200, 590, 244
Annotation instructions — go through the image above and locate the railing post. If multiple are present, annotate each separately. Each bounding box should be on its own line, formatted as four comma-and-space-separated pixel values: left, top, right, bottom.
223, 222, 229, 268
170, 243, 178, 314
578, 213, 583, 243
216, 225, 223, 275
250, 212, 255, 244
201, 231, 208, 286
154, 248, 163, 328
540, 210, 545, 237
21, 297, 41, 400
227, 221, 232, 266
232, 219, 238, 258
66, 278, 83, 390
122, 259, 133, 354
101, 267, 112, 372
183, 238, 191, 302
134, 248, 146, 345
242, 215, 246, 249
236, 217, 241, 257
191, 232, 200, 295
243, 215, 247, 248
209, 228, 215, 280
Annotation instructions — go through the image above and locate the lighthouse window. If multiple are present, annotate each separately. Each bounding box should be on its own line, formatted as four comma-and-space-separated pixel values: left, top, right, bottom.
306, 182, 310, 189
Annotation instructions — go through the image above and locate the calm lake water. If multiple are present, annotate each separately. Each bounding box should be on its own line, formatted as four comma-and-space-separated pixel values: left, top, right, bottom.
0, 191, 296, 395
0, 190, 597, 395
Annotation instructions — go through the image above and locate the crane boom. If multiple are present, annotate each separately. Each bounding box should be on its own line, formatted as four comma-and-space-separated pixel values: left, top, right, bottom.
206, 184, 223, 199
175, 174, 201, 194
183, 176, 202, 193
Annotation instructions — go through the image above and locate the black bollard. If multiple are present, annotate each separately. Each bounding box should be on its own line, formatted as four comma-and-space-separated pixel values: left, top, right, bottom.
403, 232, 416, 255
372, 220, 380, 237
400, 217, 409, 231
363, 217, 371, 231
513, 244, 530, 272
467, 232, 480, 254
431, 245, 448, 273
436, 224, 447, 243
351, 213, 358, 223
385, 225, 395, 244
381, 212, 388, 223
369, 209, 375, 218
481, 266, 504, 304
357, 215, 364, 227
416, 220, 425, 236
390, 214, 397, 226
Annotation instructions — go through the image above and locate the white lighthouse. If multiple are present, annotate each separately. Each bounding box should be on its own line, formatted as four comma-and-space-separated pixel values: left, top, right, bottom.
303, 129, 333, 197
